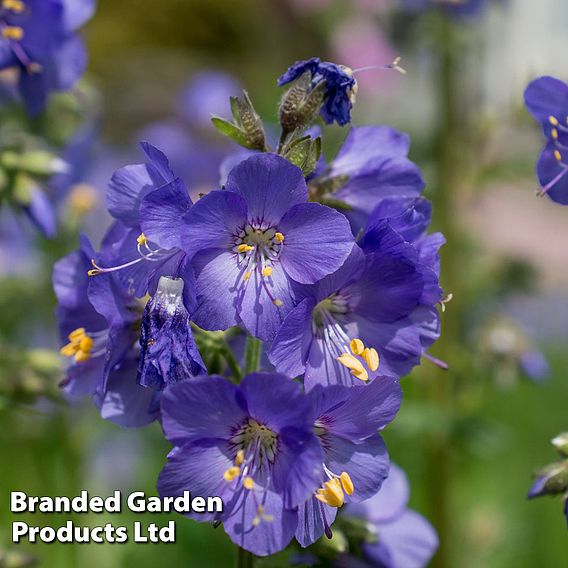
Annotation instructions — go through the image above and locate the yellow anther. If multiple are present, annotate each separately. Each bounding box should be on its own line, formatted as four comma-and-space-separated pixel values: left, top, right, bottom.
555, 150, 562, 162
552, 128, 559, 140
223, 466, 240, 482
137, 233, 148, 246
273, 299, 284, 307
243, 477, 255, 490
235, 450, 245, 465
1, 26, 23, 40
549, 116, 559, 126
316, 478, 344, 508
74, 350, 91, 363
3, 0, 25, 12
340, 472, 354, 496
261, 266, 273, 277
274, 232, 285, 243
349, 338, 364, 356
237, 244, 254, 253
362, 347, 379, 372
59, 344, 78, 357
337, 353, 369, 382
79, 336, 94, 352
60, 328, 94, 363
243, 271, 252, 282
68, 328, 86, 341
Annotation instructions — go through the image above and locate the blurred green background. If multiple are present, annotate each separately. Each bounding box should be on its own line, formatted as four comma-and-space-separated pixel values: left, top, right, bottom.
1, 0, 568, 566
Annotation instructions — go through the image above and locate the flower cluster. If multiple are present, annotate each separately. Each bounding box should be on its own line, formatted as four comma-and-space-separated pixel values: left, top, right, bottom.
0, 0, 95, 116
53, 59, 444, 559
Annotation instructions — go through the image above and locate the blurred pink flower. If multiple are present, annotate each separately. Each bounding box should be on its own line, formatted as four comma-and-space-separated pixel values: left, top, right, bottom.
331, 17, 399, 93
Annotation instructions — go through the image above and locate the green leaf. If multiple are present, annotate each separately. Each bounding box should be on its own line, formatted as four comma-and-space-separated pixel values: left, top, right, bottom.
211, 116, 257, 149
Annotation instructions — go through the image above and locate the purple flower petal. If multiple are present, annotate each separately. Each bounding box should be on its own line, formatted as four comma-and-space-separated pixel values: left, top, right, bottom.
279, 202, 354, 284
225, 154, 307, 226
160, 376, 245, 446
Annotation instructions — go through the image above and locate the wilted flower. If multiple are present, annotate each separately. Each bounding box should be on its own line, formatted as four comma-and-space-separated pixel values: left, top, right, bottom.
278, 58, 358, 126
138, 275, 206, 390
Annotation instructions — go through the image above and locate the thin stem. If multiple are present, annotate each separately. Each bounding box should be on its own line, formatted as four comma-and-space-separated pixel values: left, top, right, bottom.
219, 342, 243, 383
427, 14, 462, 568
244, 336, 262, 374
237, 547, 254, 568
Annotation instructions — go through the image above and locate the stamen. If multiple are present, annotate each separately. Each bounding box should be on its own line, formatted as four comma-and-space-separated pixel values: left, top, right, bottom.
362, 347, 379, 372
2, 26, 24, 40
59, 327, 95, 363
223, 466, 240, 482
243, 271, 252, 282
2, 0, 25, 12
242, 477, 255, 490
352, 56, 406, 76
316, 478, 344, 508
235, 450, 245, 465
274, 232, 285, 244
555, 150, 562, 162
261, 266, 273, 277
337, 353, 369, 382
273, 299, 283, 307
237, 244, 255, 253
349, 338, 364, 356
439, 292, 453, 312
549, 116, 559, 126
137, 233, 148, 246
340, 472, 354, 495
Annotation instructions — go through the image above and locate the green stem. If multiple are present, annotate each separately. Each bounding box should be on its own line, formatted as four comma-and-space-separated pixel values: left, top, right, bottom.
244, 336, 262, 374
237, 547, 254, 568
427, 15, 462, 568
219, 342, 243, 383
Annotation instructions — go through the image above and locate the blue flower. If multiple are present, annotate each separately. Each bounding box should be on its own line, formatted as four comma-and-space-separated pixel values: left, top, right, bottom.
524, 76, 568, 204
269, 198, 444, 388
278, 58, 357, 126
53, 234, 158, 427
0, 0, 96, 116
344, 464, 439, 568
138, 275, 206, 390
157, 372, 324, 556
88, 142, 197, 313
179, 153, 355, 341
295, 377, 401, 547
312, 126, 425, 234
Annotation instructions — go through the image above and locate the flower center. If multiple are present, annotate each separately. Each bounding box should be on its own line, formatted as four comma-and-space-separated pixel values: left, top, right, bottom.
312, 294, 380, 383
231, 418, 278, 465
222, 419, 279, 529
312, 293, 349, 328
232, 224, 285, 307
59, 327, 107, 363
